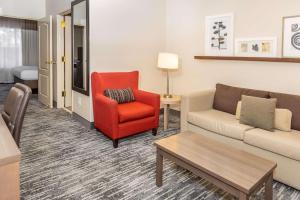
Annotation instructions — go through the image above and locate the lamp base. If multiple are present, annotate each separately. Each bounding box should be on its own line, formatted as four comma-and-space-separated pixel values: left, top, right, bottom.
163, 94, 173, 98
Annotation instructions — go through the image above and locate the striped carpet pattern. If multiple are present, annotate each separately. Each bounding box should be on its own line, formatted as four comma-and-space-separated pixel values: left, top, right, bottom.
0, 84, 300, 200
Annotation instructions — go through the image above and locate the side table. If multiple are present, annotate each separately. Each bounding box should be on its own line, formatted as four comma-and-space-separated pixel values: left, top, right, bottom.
160, 95, 181, 131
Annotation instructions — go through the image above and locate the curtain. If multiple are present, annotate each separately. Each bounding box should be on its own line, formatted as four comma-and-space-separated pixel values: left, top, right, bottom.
0, 17, 37, 83
22, 20, 38, 66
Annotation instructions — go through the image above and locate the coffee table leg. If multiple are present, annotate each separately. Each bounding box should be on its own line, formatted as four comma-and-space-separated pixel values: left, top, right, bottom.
265, 173, 273, 200
239, 193, 249, 200
156, 149, 163, 187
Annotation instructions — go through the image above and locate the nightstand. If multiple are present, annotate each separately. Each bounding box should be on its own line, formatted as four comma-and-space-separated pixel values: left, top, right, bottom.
160, 95, 181, 131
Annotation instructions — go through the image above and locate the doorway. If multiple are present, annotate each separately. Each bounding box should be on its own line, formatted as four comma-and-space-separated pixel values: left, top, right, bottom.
38, 13, 73, 110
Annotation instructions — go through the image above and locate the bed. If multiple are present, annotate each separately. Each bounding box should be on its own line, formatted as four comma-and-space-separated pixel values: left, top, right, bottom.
12, 66, 38, 93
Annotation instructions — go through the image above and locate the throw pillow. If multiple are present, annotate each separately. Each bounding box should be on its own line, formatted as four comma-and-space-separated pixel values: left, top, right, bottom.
104, 88, 135, 104
275, 109, 292, 132
236, 101, 292, 131
240, 95, 277, 131
236, 101, 242, 120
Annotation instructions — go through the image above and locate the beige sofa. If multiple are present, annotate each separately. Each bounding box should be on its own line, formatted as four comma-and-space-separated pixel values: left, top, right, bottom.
181, 88, 300, 190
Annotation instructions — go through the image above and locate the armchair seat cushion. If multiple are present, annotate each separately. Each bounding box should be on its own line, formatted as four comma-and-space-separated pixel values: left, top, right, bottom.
118, 102, 155, 123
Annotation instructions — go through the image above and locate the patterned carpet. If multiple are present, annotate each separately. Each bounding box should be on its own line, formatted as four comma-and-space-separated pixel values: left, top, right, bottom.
1, 84, 300, 200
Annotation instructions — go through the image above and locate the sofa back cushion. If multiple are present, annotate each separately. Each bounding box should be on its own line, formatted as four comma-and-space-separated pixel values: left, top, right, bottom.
269, 92, 300, 131
213, 84, 269, 115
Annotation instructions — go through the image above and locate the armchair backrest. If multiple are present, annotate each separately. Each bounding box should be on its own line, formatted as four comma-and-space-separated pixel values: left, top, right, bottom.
91, 71, 139, 96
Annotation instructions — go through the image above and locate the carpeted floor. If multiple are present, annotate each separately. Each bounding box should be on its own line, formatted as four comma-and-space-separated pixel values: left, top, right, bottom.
1, 84, 300, 200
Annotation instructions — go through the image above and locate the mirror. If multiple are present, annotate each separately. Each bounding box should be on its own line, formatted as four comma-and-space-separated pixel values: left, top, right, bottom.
72, 0, 89, 96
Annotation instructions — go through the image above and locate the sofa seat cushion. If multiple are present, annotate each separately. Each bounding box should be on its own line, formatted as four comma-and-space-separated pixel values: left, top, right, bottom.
244, 129, 300, 161
187, 109, 254, 140
118, 102, 155, 123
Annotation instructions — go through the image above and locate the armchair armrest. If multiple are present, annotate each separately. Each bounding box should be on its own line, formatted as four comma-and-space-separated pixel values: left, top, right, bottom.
94, 94, 119, 139
133, 90, 160, 127
181, 89, 215, 131
133, 90, 160, 109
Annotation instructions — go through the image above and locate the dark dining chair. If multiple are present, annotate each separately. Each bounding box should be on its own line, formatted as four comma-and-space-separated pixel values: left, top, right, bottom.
1, 83, 32, 147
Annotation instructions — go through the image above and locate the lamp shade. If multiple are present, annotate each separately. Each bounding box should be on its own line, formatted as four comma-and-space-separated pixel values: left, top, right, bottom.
157, 53, 179, 69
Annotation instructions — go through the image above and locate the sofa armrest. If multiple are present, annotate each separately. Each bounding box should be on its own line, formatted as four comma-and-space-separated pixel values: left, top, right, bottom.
181, 89, 215, 131
94, 95, 119, 139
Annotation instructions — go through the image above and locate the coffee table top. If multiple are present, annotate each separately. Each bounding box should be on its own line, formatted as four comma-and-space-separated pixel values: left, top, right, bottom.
154, 132, 277, 194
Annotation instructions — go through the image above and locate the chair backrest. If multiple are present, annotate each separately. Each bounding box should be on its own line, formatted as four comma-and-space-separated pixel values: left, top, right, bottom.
1, 83, 32, 147
91, 71, 139, 96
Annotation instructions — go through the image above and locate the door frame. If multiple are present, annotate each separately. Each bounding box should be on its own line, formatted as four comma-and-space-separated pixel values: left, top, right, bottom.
56, 12, 73, 110
56, 14, 64, 108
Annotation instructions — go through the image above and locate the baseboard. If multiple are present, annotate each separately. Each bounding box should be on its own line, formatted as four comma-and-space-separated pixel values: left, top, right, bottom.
53, 101, 57, 108
160, 108, 180, 116
160, 108, 163, 115
169, 108, 180, 117
72, 112, 94, 130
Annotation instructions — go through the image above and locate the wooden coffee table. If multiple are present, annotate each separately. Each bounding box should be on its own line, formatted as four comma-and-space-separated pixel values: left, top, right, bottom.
154, 132, 277, 200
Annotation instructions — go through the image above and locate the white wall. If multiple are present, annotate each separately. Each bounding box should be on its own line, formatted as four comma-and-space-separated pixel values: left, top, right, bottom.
166, 0, 300, 95
89, 0, 165, 92
0, 0, 45, 19
46, 0, 166, 122
85, 0, 166, 121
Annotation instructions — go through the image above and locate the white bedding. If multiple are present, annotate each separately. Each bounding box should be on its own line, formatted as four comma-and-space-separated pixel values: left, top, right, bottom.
12, 66, 38, 81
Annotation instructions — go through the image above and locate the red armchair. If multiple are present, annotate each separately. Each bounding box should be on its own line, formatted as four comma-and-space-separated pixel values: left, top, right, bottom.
91, 71, 160, 148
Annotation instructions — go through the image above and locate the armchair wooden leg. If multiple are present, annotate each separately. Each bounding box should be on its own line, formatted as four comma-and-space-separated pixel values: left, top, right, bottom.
113, 139, 119, 148
152, 128, 158, 136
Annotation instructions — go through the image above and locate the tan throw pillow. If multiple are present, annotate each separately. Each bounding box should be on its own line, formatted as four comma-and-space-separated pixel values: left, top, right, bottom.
240, 95, 277, 131
236, 101, 242, 120
275, 109, 292, 132
236, 101, 292, 131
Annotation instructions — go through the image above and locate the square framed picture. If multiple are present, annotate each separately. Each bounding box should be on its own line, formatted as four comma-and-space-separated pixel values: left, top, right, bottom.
235, 37, 277, 57
283, 15, 300, 58
205, 13, 234, 56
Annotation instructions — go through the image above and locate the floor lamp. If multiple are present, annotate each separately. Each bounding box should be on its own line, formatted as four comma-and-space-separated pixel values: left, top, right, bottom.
157, 53, 179, 98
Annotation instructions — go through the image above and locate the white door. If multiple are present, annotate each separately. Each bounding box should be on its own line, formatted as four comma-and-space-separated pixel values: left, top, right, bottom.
38, 16, 53, 108
64, 16, 72, 108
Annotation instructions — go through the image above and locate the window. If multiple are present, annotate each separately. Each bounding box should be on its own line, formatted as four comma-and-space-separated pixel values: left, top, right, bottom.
0, 26, 22, 83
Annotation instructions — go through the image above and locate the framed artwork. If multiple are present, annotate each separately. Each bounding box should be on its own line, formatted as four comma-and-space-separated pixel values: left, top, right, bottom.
235, 38, 277, 57
205, 13, 234, 56
283, 15, 300, 58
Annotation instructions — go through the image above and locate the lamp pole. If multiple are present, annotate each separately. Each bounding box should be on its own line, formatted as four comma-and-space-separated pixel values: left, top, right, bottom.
164, 70, 172, 98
